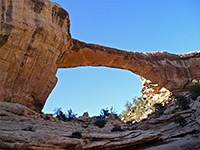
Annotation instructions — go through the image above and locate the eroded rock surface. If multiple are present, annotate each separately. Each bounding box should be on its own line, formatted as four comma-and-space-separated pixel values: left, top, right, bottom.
0, 0, 72, 111
0, 102, 162, 150
0, 0, 200, 111
132, 95, 200, 148
0, 95, 200, 150
61, 39, 200, 101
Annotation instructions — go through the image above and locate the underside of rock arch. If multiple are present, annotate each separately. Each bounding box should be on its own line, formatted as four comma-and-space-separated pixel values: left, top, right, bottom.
0, 0, 200, 111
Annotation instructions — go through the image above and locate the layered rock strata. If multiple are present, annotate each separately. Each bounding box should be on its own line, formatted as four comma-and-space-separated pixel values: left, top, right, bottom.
0, 0, 72, 111
0, 0, 200, 111
0, 96, 199, 149
0, 102, 162, 150
133, 95, 200, 150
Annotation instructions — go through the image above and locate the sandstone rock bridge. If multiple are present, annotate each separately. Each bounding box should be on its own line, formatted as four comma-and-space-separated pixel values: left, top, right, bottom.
0, 0, 200, 111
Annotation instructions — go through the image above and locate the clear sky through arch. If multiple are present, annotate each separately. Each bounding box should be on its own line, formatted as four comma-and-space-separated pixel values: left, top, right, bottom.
43, 67, 142, 116
42, 0, 200, 116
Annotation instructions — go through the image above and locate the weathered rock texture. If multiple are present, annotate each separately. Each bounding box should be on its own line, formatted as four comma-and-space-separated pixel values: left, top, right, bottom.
0, 102, 162, 150
132, 95, 200, 150
63, 40, 200, 101
0, 0, 72, 111
0, 0, 200, 111
0, 96, 200, 149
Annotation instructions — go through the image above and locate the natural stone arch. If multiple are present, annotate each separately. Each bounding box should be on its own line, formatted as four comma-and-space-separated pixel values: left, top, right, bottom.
0, 0, 200, 111
59, 39, 200, 100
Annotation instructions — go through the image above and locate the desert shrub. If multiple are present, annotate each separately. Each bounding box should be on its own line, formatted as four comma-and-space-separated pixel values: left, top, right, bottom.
71, 131, 82, 139
153, 103, 164, 111
173, 114, 187, 127
3, 97, 15, 103
101, 108, 110, 118
54, 108, 67, 121
94, 116, 107, 128
126, 118, 135, 125
124, 101, 133, 112
109, 106, 119, 118
133, 106, 143, 122
111, 126, 124, 132
121, 97, 155, 122
120, 101, 132, 122
175, 95, 190, 110
101, 106, 118, 118
152, 103, 166, 118
54, 108, 77, 121
66, 109, 77, 121
189, 82, 200, 100
132, 97, 152, 122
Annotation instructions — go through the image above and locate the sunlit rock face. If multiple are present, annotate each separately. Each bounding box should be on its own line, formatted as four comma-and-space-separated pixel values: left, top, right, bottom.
60, 39, 200, 102
0, 0, 200, 111
0, 0, 72, 111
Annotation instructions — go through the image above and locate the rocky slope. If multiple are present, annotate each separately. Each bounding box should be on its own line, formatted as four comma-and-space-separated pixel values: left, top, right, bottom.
0, 94, 200, 150
0, 0, 200, 111
0, 101, 162, 150
133, 95, 200, 150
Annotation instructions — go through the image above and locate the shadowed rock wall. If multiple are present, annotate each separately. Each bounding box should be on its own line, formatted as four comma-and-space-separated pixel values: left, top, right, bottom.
0, 0, 200, 111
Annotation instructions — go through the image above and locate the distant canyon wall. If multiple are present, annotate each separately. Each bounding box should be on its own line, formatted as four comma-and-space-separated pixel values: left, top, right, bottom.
0, 0, 200, 111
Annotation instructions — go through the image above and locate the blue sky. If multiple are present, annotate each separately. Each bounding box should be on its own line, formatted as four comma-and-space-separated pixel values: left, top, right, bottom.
43, 0, 200, 116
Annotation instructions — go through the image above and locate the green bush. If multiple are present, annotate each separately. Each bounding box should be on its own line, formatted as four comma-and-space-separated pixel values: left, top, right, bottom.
126, 118, 134, 125
175, 95, 190, 110
94, 116, 107, 128
152, 103, 166, 118
120, 101, 132, 122
109, 106, 119, 118
189, 82, 200, 100
133, 106, 143, 122
54, 108, 77, 121
153, 103, 164, 111
71, 131, 82, 139
132, 97, 152, 122
173, 114, 187, 127
101, 106, 118, 118
101, 108, 110, 118
66, 109, 77, 121
121, 97, 155, 122
54, 108, 67, 121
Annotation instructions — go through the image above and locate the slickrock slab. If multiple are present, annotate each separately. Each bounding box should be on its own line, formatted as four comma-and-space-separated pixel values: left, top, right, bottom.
0, 102, 162, 150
